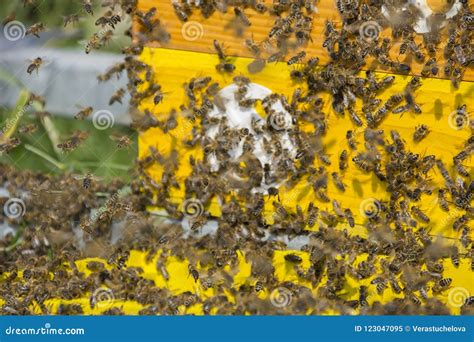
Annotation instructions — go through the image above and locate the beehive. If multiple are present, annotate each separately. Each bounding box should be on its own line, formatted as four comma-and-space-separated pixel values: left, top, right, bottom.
133, 0, 473, 314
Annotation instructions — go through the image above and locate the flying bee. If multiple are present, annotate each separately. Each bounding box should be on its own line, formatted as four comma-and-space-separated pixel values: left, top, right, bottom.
234, 7, 251, 26
73, 173, 100, 189
255, 280, 264, 293
26, 22, 45, 38
332, 172, 345, 192
0, 137, 21, 153
413, 124, 430, 142
18, 123, 37, 135
344, 208, 354, 227
109, 88, 126, 105
63, 14, 80, 27
27, 57, 44, 74
57, 130, 89, 152
74, 106, 93, 120
82, 0, 93, 15
110, 133, 132, 149
287, 52, 306, 65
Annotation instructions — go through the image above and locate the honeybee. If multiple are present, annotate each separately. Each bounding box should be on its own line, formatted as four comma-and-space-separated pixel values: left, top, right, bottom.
346, 130, 357, 150
27, 57, 44, 74
234, 7, 251, 26
82, 0, 94, 15
57, 130, 89, 152
188, 264, 199, 282
287, 52, 306, 65
63, 14, 80, 27
0, 137, 21, 153
74, 106, 93, 120
331, 172, 345, 192
172, 2, 188, 22
109, 88, 126, 105
26, 22, 45, 38
110, 133, 132, 149
413, 125, 430, 142
18, 123, 38, 135
344, 208, 354, 227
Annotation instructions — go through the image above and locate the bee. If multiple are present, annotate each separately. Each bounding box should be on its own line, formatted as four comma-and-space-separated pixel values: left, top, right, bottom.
346, 130, 357, 150
421, 57, 438, 77
213, 39, 227, 61
451, 248, 460, 268
348, 106, 363, 127
245, 37, 260, 57
287, 52, 306, 66
336, 150, 349, 171
307, 202, 318, 227
109, 88, 126, 105
454, 161, 470, 177
110, 134, 132, 149
453, 215, 469, 231
344, 208, 354, 227
359, 285, 368, 306
27, 57, 44, 74
216, 62, 235, 73
247, 58, 266, 74
74, 106, 93, 120
329, 172, 345, 193
234, 7, 251, 26
18, 123, 37, 135
390, 279, 402, 294
172, 2, 188, 22
433, 278, 452, 293
26, 22, 45, 38
0, 137, 21, 153
57, 130, 89, 152
255, 281, 264, 293
84, 33, 103, 54
79, 1, 94, 15
188, 264, 199, 282
82, 173, 93, 189
371, 277, 387, 295
437, 189, 450, 212
460, 227, 471, 248
413, 124, 430, 142
411, 206, 430, 223
63, 14, 80, 27
284, 254, 303, 264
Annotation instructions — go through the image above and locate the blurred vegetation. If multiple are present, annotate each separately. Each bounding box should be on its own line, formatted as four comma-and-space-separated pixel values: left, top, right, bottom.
0, 105, 136, 181
0, 0, 130, 52
0, 1, 135, 180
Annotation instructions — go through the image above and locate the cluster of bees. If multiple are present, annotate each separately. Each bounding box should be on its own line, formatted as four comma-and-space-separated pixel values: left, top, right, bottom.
0, 0, 473, 315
